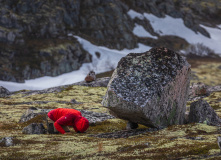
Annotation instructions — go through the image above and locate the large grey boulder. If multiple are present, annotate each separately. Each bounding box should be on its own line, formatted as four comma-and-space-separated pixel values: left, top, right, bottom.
102, 47, 191, 128
189, 100, 221, 126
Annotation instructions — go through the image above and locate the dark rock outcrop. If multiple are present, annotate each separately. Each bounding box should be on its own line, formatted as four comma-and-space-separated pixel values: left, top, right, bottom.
0, 0, 134, 82
189, 100, 221, 126
0, 40, 91, 82
1, 0, 220, 82
102, 47, 191, 129
0, 86, 10, 97
22, 123, 46, 134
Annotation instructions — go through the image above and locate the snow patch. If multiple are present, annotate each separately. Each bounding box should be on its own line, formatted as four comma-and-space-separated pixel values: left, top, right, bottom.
133, 23, 158, 39
128, 9, 221, 54
0, 36, 151, 91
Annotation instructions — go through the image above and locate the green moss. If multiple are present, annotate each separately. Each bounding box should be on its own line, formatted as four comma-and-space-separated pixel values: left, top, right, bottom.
191, 63, 221, 86
1, 80, 221, 159
19, 114, 46, 128
87, 119, 127, 134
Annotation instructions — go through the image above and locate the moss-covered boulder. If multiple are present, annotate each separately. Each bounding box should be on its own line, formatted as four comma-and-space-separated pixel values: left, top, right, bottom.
102, 47, 191, 128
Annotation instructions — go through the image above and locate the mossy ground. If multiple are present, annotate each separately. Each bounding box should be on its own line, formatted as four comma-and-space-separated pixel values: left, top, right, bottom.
0, 59, 221, 159
187, 57, 221, 86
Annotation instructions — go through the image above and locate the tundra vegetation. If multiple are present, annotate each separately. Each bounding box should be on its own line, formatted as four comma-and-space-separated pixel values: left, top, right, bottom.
0, 58, 221, 159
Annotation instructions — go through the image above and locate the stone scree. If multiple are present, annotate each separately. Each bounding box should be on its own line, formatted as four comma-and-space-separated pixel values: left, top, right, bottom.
102, 47, 191, 129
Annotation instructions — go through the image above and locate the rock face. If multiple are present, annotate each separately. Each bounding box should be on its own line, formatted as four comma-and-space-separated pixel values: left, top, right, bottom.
0, 86, 10, 97
102, 47, 191, 128
189, 100, 221, 126
1, 0, 220, 82
22, 123, 46, 134
0, 40, 91, 82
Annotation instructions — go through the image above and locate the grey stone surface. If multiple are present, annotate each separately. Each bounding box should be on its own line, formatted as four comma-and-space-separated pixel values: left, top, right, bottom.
22, 123, 46, 134
73, 77, 110, 87
102, 47, 191, 129
79, 109, 115, 125
0, 86, 10, 97
188, 82, 210, 101
19, 107, 51, 123
189, 100, 221, 126
0, 137, 13, 147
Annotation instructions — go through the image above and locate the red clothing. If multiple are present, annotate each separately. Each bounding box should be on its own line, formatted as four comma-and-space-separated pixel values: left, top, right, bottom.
48, 108, 89, 134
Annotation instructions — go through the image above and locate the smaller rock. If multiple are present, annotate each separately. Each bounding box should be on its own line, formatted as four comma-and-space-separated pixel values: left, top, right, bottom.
126, 121, 138, 130
22, 123, 46, 134
85, 71, 96, 83
189, 82, 209, 98
195, 137, 204, 140
0, 137, 13, 147
217, 136, 221, 152
0, 86, 10, 98
95, 52, 101, 58
208, 85, 221, 93
19, 107, 51, 123
189, 100, 221, 126
186, 136, 204, 140
79, 110, 115, 125
74, 77, 110, 87
70, 99, 82, 104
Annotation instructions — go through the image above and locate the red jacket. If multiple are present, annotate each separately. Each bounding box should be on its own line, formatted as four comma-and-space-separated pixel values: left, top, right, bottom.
48, 108, 89, 134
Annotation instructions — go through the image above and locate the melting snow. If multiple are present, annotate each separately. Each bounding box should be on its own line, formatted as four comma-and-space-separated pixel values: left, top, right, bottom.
0, 36, 151, 91
128, 9, 221, 54
133, 23, 158, 39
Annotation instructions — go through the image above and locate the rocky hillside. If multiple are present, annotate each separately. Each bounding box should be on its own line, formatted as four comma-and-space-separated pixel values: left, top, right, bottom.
0, 0, 221, 82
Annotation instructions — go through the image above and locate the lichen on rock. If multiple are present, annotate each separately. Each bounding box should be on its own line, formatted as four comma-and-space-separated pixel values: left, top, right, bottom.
102, 47, 191, 128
